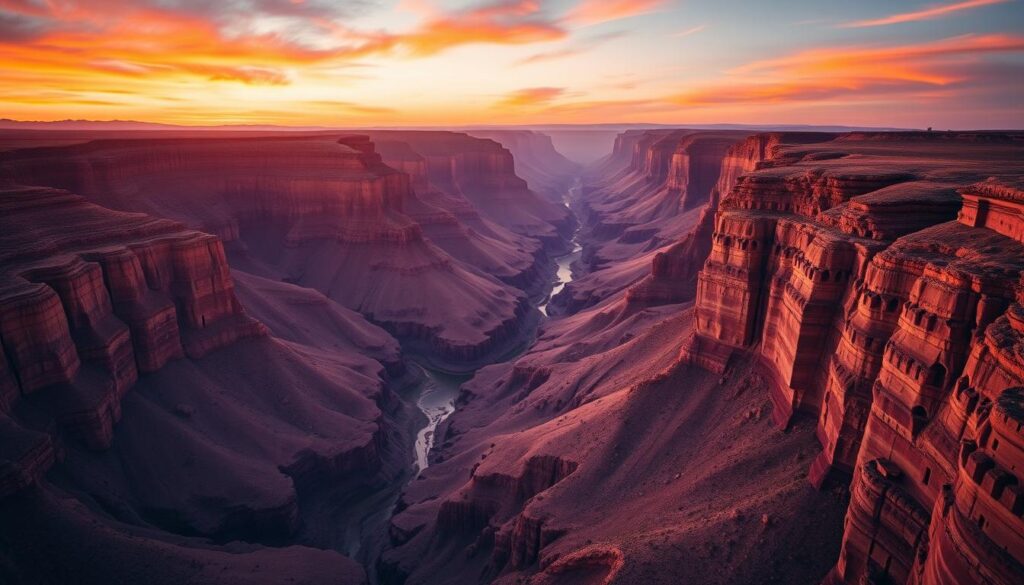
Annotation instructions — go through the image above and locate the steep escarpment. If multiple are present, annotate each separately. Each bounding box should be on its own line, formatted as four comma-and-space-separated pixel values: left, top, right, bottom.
680, 132, 1024, 585
370, 136, 549, 295
365, 131, 574, 252
0, 186, 417, 584
626, 132, 839, 308
466, 130, 581, 204
0, 134, 537, 369
0, 186, 264, 449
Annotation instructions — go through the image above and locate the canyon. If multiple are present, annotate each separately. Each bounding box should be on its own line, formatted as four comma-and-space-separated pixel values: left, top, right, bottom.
1, 125, 1022, 585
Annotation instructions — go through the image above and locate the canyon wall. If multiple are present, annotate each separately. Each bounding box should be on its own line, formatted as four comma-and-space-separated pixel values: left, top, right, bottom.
0, 182, 410, 584
0, 133, 554, 369
466, 129, 582, 204
365, 131, 573, 251
0, 186, 264, 452
681, 132, 1024, 585
548, 129, 753, 315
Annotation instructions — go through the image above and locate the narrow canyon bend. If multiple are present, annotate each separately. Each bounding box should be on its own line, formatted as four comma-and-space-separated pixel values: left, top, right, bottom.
1, 126, 1023, 585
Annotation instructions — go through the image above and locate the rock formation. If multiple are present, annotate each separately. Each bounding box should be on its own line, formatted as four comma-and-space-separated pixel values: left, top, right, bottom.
0, 186, 263, 449
0, 183, 417, 584
0, 132, 560, 370
466, 129, 582, 204
4, 124, 1024, 585
0, 127, 587, 584
364, 131, 574, 251
680, 132, 1024, 585
378, 130, 1024, 585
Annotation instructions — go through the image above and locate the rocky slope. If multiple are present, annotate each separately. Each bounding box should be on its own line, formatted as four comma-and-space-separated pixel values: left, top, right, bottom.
365, 131, 574, 252
0, 185, 414, 584
0, 132, 568, 370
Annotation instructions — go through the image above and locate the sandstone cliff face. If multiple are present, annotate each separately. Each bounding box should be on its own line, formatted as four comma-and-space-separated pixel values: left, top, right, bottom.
681, 132, 1024, 585
0, 134, 538, 369
466, 130, 581, 205
0, 186, 263, 452
624, 132, 829, 309
365, 131, 573, 250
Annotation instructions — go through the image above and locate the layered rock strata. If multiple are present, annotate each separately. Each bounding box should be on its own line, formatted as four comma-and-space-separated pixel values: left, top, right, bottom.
0, 186, 263, 450
466, 129, 581, 205
0, 133, 537, 369
680, 132, 1024, 585
364, 131, 573, 250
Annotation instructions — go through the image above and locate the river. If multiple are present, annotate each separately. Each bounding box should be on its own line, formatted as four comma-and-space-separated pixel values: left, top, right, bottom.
412, 177, 583, 473
350, 178, 584, 582
412, 367, 471, 474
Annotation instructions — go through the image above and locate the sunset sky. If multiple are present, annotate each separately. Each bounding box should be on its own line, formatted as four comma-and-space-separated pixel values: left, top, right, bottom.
1, 0, 1023, 128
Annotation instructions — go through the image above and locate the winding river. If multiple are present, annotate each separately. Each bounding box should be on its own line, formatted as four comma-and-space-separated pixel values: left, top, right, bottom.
412, 367, 471, 474
412, 177, 584, 472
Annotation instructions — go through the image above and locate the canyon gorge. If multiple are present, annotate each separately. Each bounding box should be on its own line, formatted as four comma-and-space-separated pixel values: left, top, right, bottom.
1, 125, 1023, 585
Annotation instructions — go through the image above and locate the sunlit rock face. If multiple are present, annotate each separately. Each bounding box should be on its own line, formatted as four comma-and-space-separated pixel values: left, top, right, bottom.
680, 131, 1024, 585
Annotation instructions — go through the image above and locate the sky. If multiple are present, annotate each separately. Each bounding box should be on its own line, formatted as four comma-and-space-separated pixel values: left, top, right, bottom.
1, 0, 1023, 128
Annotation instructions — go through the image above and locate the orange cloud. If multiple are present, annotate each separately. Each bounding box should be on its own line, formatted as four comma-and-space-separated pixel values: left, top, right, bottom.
314, 1, 566, 58
839, 0, 1009, 28
0, 0, 571, 110
498, 87, 567, 108
515, 47, 584, 66
566, 0, 667, 26
672, 34, 1024, 107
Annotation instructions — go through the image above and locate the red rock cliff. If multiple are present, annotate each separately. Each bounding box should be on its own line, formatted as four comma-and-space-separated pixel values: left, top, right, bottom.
681, 132, 1024, 585
0, 186, 263, 457
365, 131, 572, 249
0, 134, 533, 369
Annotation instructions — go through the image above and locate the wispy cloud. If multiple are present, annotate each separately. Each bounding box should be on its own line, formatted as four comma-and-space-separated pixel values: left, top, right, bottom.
514, 31, 623, 66
497, 87, 567, 107
515, 47, 584, 65
838, 0, 1010, 28
673, 24, 708, 38
566, 0, 667, 26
